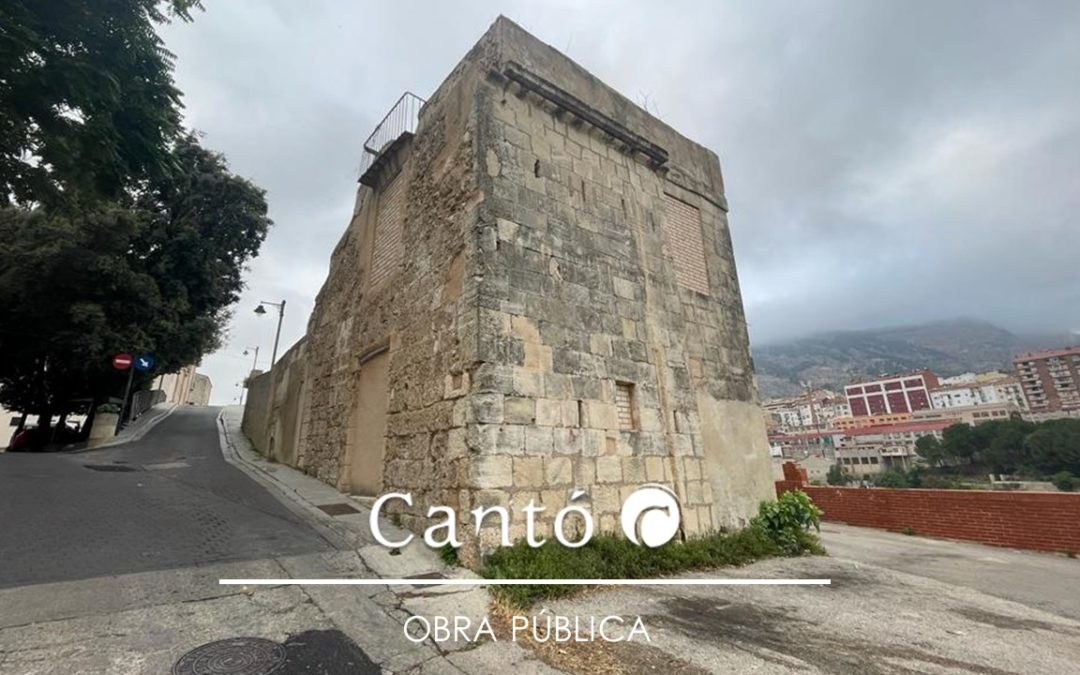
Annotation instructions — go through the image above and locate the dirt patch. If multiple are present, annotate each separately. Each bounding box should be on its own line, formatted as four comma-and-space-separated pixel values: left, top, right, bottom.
951, 607, 1079, 635
647, 596, 1023, 675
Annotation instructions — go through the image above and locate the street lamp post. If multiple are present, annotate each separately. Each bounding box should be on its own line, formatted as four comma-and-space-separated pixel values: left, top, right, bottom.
238, 346, 260, 406
254, 300, 286, 367
243, 346, 260, 373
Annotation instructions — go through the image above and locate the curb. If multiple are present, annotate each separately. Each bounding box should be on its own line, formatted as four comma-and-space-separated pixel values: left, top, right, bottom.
213, 407, 471, 576
214, 408, 360, 551
65, 404, 178, 453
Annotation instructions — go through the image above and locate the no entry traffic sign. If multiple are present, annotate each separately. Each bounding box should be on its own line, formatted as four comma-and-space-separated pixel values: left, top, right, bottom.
112, 353, 133, 370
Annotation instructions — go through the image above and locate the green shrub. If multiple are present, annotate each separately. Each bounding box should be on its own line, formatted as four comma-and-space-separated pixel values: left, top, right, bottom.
1051, 471, 1077, 492
752, 490, 823, 555
873, 469, 910, 488
95, 402, 121, 414
439, 542, 459, 566
482, 499, 825, 608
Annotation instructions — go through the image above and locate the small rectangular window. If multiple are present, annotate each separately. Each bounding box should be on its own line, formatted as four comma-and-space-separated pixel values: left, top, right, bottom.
615, 382, 636, 430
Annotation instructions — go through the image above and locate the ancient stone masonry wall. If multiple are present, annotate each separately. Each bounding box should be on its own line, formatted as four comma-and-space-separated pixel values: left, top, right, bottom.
376, 54, 487, 526
292, 40, 490, 520
451, 18, 775, 557
241, 17, 775, 564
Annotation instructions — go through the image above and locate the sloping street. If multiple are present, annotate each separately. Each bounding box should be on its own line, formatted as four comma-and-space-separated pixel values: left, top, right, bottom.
0, 407, 511, 675
0, 407, 331, 588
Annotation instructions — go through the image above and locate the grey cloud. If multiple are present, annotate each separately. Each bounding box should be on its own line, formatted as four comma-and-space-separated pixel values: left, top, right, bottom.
159, 1, 1080, 402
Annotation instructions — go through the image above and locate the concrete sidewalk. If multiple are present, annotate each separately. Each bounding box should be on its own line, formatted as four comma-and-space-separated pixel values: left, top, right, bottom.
216, 405, 567, 675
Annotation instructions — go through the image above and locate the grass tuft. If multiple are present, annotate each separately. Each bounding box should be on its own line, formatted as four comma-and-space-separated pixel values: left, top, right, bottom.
439, 542, 459, 566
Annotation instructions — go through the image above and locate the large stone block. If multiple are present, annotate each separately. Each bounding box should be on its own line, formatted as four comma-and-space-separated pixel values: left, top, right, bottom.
472, 456, 513, 489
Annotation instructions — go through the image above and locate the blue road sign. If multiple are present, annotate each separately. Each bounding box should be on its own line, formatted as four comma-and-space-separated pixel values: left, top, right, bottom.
133, 354, 156, 373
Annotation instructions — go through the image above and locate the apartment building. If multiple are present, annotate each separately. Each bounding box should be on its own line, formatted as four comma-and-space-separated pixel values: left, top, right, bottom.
913, 403, 1020, 426
844, 369, 939, 417
930, 375, 1026, 410
762, 390, 850, 432
1013, 346, 1080, 413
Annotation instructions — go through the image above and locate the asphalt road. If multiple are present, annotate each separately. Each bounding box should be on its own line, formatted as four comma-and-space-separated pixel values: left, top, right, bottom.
820, 522, 1080, 621
0, 406, 332, 589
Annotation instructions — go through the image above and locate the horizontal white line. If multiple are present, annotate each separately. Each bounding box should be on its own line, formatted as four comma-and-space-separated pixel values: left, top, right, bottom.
219, 578, 831, 586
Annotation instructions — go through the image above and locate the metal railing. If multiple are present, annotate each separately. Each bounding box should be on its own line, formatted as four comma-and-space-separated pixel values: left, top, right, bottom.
358, 92, 425, 179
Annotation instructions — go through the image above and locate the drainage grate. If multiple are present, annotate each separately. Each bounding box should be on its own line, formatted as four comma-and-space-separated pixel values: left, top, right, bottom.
316, 502, 360, 516
83, 464, 137, 472
172, 637, 286, 675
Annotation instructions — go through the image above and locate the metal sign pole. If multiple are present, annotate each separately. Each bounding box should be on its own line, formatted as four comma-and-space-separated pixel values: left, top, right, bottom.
119, 366, 135, 429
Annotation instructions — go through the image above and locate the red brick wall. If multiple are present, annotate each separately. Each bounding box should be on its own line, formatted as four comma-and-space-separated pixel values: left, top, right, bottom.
775, 463, 1080, 553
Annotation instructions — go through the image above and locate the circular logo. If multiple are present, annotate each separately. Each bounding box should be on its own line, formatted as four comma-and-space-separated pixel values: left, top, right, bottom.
620, 484, 681, 547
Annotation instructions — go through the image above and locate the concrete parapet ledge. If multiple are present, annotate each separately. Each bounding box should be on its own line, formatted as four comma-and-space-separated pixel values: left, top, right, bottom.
65, 403, 178, 453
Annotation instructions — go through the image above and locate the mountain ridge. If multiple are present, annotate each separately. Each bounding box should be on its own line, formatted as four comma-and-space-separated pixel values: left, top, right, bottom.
751, 318, 1073, 399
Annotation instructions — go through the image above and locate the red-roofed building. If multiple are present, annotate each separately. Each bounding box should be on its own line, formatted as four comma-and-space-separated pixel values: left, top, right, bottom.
844, 369, 939, 418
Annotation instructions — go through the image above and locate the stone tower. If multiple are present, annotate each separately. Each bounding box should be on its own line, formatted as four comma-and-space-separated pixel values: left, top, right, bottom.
242, 16, 775, 562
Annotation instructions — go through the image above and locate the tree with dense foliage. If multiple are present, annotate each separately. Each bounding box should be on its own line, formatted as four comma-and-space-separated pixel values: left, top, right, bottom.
0, 0, 203, 207
826, 463, 851, 486
914, 435, 944, 467
0, 2, 272, 436
0, 136, 270, 421
1024, 420, 1080, 476
925, 417, 1080, 481
940, 423, 979, 462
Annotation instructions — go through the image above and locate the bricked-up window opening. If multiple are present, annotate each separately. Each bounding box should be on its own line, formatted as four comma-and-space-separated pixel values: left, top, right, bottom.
369, 171, 406, 289
615, 382, 636, 430
661, 194, 710, 295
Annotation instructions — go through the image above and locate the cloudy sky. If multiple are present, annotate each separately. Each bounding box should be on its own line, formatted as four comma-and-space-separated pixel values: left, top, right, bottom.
158, 1, 1080, 404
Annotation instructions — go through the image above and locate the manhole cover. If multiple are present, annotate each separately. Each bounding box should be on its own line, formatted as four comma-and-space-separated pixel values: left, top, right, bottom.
172, 637, 286, 675
316, 502, 360, 516
83, 464, 137, 472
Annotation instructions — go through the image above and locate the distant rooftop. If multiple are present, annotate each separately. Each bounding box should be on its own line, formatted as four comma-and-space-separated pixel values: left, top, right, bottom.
1013, 345, 1080, 362
843, 419, 957, 437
